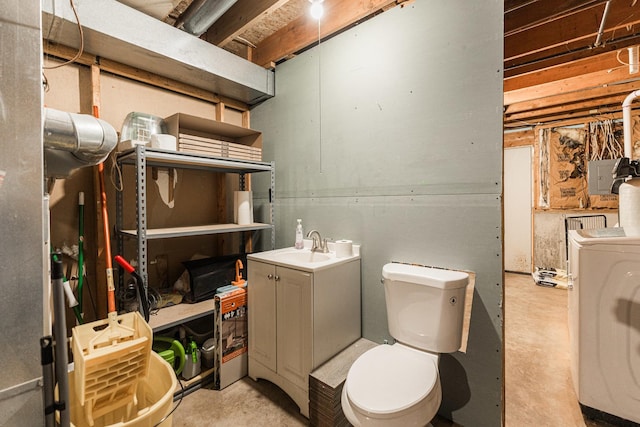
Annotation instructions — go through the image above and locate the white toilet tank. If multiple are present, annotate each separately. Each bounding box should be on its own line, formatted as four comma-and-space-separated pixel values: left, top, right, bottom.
383, 263, 469, 353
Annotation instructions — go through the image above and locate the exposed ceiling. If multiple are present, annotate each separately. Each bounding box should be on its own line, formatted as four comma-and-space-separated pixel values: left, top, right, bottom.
102, 1, 640, 126
117, 0, 402, 68
505, 0, 640, 127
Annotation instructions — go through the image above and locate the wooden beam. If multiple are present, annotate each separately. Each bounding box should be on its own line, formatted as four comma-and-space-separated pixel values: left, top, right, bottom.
215, 101, 226, 122
217, 95, 249, 112
505, 35, 640, 78
505, 2, 640, 63
504, 129, 535, 148
97, 58, 221, 104
506, 79, 640, 115
504, 49, 622, 92
504, 65, 632, 106
202, 0, 288, 47
252, 0, 397, 67
504, 101, 639, 126
505, 0, 540, 14
242, 110, 250, 128
505, 0, 608, 36
43, 40, 96, 66
505, 93, 627, 123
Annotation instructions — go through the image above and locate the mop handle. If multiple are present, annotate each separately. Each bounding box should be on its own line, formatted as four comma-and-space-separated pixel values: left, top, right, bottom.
93, 103, 117, 315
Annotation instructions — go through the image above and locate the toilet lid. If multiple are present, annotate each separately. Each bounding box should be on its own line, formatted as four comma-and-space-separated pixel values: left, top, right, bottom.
346, 345, 438, 416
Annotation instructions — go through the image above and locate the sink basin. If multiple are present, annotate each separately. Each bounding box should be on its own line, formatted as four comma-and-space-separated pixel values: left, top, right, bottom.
247, 242, 360, 272
279, 251, 331, 264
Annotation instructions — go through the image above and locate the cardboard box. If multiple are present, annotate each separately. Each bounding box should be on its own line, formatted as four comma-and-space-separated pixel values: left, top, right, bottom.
214, 287, 248, 389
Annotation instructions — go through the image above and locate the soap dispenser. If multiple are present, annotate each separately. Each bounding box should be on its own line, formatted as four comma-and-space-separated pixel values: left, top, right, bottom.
295, 219, 304, 249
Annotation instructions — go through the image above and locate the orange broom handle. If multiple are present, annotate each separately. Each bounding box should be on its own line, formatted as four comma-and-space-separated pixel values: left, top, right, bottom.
93, 104, 117, 314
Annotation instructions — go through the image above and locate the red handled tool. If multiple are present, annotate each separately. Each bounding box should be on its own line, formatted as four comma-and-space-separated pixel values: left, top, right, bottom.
114, 255, 150, 322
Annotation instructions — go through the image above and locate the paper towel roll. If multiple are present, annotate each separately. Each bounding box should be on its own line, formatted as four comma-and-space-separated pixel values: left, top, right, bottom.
335, 239, 353, 258
234, 191, 253, 225
619, 179, 640, 236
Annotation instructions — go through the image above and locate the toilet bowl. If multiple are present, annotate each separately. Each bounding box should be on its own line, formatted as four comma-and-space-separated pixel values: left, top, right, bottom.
341, 263, 469, 426
341, 344, 441, 427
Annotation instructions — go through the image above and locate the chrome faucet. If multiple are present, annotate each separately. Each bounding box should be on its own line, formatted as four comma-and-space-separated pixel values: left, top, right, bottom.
306, 229, 329, 253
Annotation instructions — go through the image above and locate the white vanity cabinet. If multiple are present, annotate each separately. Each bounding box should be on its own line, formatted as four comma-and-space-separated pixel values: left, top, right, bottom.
247, 251, 361, 417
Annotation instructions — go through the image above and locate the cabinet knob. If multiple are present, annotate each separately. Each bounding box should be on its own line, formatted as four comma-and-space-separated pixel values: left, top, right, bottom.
267, 274, 274, 280
274, 275, 280, 282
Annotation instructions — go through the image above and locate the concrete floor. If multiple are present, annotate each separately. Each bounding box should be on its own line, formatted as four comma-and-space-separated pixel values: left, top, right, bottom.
170, 273, 617, 426
504, 272, 616, 427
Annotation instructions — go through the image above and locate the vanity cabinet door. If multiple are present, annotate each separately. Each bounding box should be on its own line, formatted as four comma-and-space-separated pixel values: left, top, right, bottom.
248, 261, 277, 371
276, 267, 313, 390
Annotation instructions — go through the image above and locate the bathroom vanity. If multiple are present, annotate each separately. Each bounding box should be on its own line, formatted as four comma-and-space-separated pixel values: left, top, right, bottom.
247, 243, 361, 417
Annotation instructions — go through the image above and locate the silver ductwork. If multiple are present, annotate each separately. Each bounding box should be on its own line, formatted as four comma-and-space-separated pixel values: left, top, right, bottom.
42, 0, 274, 105
43, 108, 118, 178
176, 0, 239, 37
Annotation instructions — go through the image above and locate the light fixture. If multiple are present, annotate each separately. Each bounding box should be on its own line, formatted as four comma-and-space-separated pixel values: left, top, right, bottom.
309, 0, 324, 20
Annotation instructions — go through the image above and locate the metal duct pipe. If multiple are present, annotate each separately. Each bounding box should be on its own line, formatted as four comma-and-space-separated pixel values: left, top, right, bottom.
594, 1, 611, 47
43, 108, 118, 178
176, 0, 238, 37
622, 90, 640, 159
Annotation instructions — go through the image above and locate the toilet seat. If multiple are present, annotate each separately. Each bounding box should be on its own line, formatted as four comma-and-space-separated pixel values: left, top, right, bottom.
345, 344, 439, 417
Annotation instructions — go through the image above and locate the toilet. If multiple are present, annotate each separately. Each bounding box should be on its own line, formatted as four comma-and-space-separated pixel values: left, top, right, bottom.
341, 263, 469, 426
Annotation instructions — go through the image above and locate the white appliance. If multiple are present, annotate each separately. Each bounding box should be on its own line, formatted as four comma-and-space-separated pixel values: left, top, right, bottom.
568, 228, 640, 423
341, 263, 469, 426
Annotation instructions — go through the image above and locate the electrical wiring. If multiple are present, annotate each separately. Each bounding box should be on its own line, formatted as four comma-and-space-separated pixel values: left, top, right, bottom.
588, 119, 624, 161
111, 155, 124, 192
43, 0, 84, 70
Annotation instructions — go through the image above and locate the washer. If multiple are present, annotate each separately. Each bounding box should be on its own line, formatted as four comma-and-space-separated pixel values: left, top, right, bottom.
568, 228, 640, 423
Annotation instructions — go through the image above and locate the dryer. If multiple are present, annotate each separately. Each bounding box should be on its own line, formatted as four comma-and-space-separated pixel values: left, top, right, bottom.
568, 228, 640, 423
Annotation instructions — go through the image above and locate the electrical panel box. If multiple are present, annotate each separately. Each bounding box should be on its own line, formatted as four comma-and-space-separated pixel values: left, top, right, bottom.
588, 159, 618, 195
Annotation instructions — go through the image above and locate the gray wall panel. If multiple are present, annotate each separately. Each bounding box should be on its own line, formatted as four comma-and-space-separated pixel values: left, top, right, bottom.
252, 0, 503, 425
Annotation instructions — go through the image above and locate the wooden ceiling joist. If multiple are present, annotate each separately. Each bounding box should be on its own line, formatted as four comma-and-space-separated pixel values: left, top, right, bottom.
505, 105, 621, 127
505, 2, 640, 67
504, 34, 640, 79
505, 49, 625, 92
504, 0, 609, 36
505, 93, 627, 123
505, 65, 634, 106
506, 79, 640, 115
251, 0, 398, 67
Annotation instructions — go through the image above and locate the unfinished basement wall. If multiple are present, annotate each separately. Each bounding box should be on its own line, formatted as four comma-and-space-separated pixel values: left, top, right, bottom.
43, 58, 244, 318
251, 1, 504, 425
504, 126, 620, 270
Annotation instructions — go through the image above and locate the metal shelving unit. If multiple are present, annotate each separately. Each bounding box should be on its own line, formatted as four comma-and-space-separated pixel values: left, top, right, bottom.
115, 145, 275, 306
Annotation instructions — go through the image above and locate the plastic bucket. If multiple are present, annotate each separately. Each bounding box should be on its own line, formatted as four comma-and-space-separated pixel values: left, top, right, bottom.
68, 351, 176, 427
